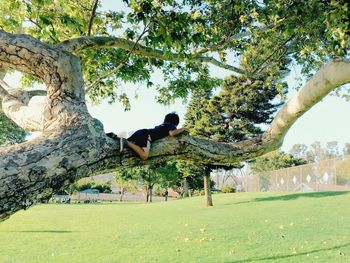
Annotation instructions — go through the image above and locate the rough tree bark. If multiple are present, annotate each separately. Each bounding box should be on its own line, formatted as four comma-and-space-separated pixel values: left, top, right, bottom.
1, 29, 350, 222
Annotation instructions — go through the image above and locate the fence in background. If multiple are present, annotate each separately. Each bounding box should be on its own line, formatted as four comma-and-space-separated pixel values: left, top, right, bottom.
215, 156, 350, 192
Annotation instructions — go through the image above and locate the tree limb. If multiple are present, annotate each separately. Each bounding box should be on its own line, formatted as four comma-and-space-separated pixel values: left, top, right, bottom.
57, 36, 247, 75
0, 81, 14, 99
87, 0, 99, 36
1, 59, 349, 221
0, 79, 46, 101
102, 58, 350, 167
143, 59, 350, 165
0, 80, 45, 131
262, 58, 350, 146
0, 30, 90, 131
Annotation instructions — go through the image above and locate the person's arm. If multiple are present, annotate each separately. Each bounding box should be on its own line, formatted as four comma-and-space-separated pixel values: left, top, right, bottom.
169, 127, 189, 137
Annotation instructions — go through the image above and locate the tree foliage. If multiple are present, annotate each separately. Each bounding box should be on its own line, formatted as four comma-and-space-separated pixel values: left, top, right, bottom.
250, 150, 307, 173
1, 0, 350, 221
175, 160, 214, 191
289, 141, 347, 163
186, 75, 287, 142
0, 107, 26, 146
2, 0, 349, 107
72, 181, 112, 193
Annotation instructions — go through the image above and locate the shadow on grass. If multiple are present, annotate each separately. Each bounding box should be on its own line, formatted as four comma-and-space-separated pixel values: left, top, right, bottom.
227, 242, 350, 263
226, 191, 350, 205
64, 202, 148, 206
1, 230, 74, 233
253, 191, 349, 202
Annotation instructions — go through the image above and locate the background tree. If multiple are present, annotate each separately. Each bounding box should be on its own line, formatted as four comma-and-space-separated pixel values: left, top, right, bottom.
184, 88, 215, 205
175, 160, 214, 198
131, 162, 181, 202
251, 150, 307, 173
188, 75, 287, 142
325, 141, 340, 159
289, 141, 343, 163
184, 57, 287, 205
1, 0, 350, 221
289, 144, 308, 160
114, 168, 138, 201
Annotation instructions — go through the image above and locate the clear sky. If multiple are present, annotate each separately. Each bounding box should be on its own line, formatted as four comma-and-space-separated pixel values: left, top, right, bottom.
6, 0, 350, 153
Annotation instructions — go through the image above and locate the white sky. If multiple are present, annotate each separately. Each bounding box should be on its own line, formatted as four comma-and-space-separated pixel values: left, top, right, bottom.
5, 0, 350, 152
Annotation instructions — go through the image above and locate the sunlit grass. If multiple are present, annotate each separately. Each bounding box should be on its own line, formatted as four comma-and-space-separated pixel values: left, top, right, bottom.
0, 192, 349, 262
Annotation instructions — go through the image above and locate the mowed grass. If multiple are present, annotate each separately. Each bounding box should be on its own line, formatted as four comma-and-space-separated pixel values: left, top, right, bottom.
0, 192, 350, 263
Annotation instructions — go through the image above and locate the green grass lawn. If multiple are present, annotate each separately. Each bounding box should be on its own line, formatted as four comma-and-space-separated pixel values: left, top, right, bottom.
0, 192, 350, 263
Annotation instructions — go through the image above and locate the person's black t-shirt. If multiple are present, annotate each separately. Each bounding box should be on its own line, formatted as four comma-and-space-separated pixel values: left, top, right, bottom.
148, 122, 177, 142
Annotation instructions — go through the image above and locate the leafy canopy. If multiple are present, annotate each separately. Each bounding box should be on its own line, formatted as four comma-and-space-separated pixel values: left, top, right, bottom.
1, 0, 349, 108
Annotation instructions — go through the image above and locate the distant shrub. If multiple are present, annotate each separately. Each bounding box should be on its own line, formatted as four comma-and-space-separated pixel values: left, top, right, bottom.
73, 182, 112, 193
193, 190, 205, 196
77, 182, 95, 191
93, 183, 112, 193
221, 184, 236, 193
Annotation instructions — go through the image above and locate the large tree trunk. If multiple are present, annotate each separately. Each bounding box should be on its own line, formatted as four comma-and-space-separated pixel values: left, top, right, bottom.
1, 30, 350, 222
204, 168, 213, 207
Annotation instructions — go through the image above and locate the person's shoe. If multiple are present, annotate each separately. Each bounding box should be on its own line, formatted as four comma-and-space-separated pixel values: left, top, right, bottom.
120, 138, 128, 152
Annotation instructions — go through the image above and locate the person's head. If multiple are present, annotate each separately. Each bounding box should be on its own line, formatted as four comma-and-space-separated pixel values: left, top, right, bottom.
164, 112, 179, 127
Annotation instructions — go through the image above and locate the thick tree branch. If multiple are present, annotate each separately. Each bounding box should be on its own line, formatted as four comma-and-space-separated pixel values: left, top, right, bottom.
0, 30, 78, 98
23, 89, 47, 99
57, 36, 247, 75
0, 81, 11, 98
262, 58, 350, 147
0, 79, 46, 102
0, 80, 45, 131
132, 59, 350, 165
1, 58, 349, 221
0, 30, 90, 130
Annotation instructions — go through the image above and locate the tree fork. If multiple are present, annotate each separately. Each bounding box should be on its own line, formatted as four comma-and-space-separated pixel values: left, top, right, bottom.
1, 29, 350, 222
